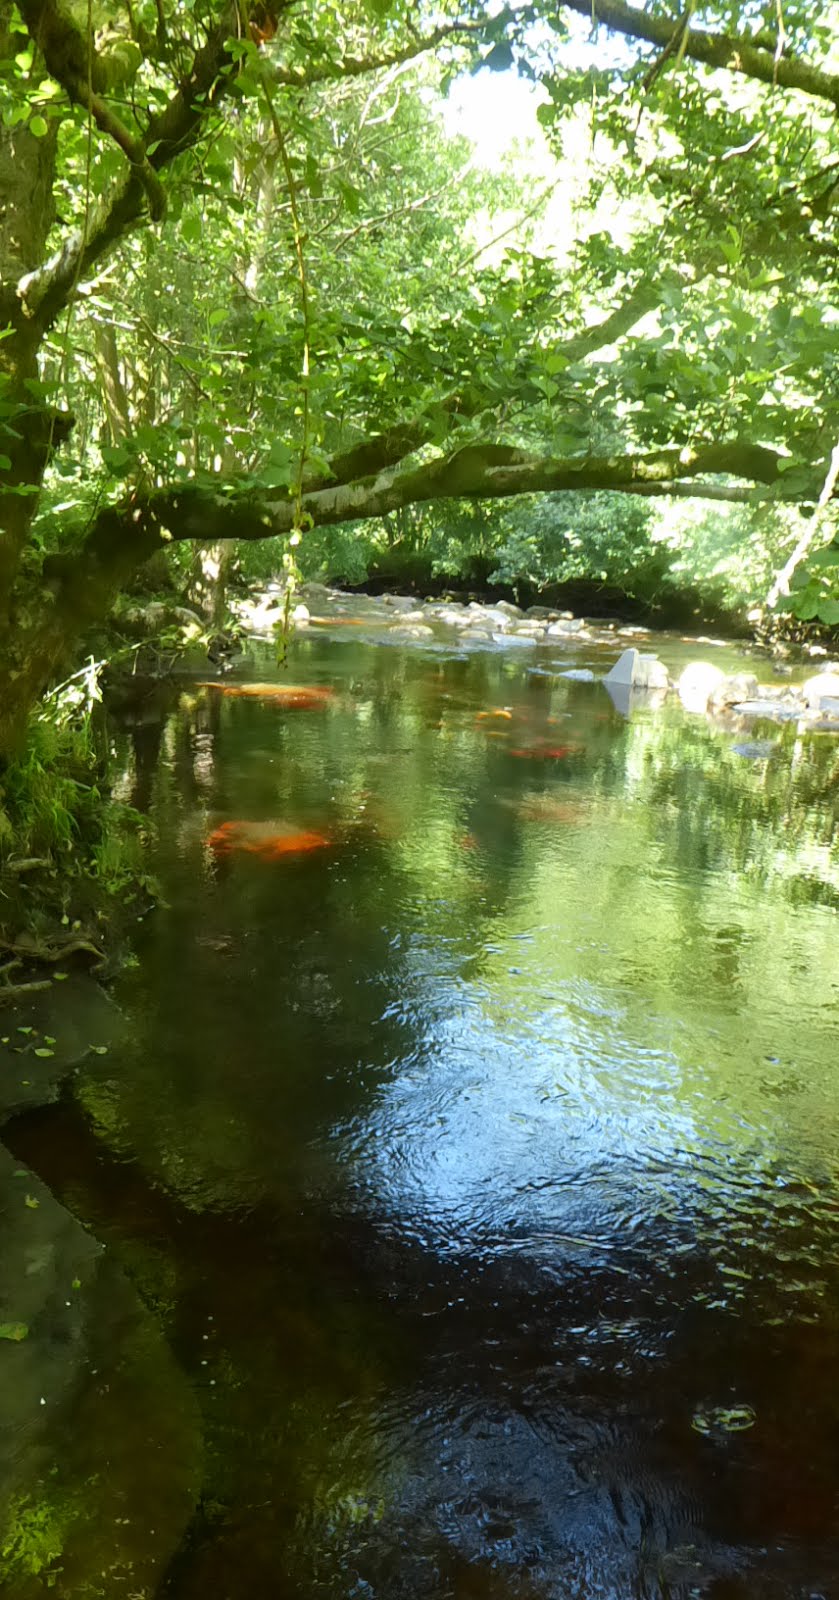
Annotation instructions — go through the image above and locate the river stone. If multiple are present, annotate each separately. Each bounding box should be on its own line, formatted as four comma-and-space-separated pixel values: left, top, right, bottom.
493, 600, 524, 619
677, 662, 727, 714
468, 605, 512, 631
604, 648, 670, 691
291, 603, 310, 625
708, 672, 760, 712
730, 699, 803, 722
546, 618, 586, 636
387, 623, 435, 640
559, 668, 596, 683
802, 670, 839, 708
0, 1142, 201, 1597
493, 632, 537, 648
381, 594, 417, 612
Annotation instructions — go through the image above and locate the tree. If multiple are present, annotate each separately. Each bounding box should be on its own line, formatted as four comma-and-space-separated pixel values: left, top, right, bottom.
3, 0, 839, 757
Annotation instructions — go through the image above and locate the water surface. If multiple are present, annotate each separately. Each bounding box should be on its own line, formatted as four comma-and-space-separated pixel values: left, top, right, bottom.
12, 631, 839, 1598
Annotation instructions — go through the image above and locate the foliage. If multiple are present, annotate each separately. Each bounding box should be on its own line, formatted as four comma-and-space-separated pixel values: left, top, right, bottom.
0, 1490, 73, 1584
5, 0, 839, 777
0, 663, 153, 902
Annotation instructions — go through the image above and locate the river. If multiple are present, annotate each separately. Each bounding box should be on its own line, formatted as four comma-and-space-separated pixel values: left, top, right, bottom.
10, 624, 839, 1598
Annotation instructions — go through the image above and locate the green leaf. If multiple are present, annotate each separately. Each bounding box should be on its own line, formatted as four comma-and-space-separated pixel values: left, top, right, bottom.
0, 1323, 29, 1342
33, 1047, 55, 1058
28, 114, 48, 138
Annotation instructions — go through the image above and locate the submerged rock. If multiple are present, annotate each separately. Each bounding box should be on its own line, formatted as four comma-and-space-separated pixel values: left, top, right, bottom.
0, 1142, 201, 1598
730, 699, 803, 722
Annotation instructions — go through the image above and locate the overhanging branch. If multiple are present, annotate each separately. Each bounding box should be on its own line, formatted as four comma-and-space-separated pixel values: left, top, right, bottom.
560, 0, 839, 106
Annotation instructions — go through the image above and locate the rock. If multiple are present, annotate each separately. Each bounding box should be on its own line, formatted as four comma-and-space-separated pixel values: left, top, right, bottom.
381, 594, 417, 612
604, 648, 670, 691
708, 672, 760, 712
546, 619, 586, 636
559, 668, 596, 683
526, 606, 559, 620
119, 602, 204, 639
493, 632, 536, 648
493, 600, 524, 619
0, 1142, 201, 1597
291, 603, 310, 625
430, 606, 470, 628
0, 977, 124, 1127
387, 623, 435, 640
677, 662, 727, 714
732, 740, 780, 759
298, 581, 330, 601
467, 605, 512, 630
730, 699, 803, 722
802, 671, 839, 709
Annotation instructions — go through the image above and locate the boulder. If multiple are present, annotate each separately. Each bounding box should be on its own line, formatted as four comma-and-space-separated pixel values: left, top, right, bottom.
559, 668, 596, 683
604, 648, 670, 691
677, 662, 727, 714
708, 672, 760, 712
802, 670, 839, 709
291, 603, 310, 625
381, 594, 417, 612
493, 600, 524, 619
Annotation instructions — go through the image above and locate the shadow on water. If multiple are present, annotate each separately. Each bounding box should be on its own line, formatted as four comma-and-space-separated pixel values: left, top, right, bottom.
9, 633, 839, 1598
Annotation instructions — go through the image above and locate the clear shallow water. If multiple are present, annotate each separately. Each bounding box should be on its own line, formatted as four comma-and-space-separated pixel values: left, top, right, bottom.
11, 631, 839, 1598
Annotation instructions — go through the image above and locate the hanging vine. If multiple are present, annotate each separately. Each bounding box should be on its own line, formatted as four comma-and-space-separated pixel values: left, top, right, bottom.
260, 78, 313, 664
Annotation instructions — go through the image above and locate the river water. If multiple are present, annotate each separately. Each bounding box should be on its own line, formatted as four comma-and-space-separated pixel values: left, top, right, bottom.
12, 627, 839, 1597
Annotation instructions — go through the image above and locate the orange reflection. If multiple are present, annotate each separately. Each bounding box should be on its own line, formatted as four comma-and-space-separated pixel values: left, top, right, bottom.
201, 683, 335, 709
509, 743, 582, 760
208, 821, 331, 860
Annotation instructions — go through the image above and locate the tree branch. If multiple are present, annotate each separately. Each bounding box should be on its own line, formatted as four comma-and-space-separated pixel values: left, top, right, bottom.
17, 0, 245, 332
271, 7, 535, 89
307, 273, 672, 492
560, 0, 839, 106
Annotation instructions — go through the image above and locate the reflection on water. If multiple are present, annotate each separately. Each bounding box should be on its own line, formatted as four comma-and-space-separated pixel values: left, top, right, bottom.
10, 633, 839, 1598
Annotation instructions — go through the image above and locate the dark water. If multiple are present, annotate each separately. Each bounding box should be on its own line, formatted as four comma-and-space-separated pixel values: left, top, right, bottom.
11, 633, 839, 1598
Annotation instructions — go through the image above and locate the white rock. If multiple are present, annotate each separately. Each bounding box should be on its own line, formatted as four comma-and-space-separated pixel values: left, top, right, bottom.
802, 671, 839, 709
604, 648, 669, 690
291, 603, 310, 624
494, 632, 537, 648
678, 661, 727, 714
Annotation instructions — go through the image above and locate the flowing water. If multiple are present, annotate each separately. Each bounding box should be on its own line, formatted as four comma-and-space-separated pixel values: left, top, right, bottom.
11, 629, 839, 1598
